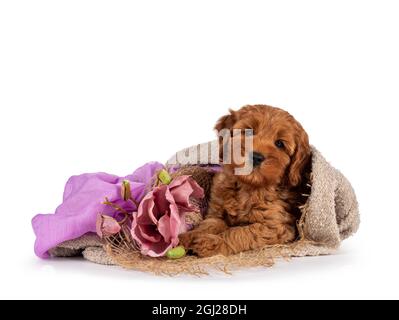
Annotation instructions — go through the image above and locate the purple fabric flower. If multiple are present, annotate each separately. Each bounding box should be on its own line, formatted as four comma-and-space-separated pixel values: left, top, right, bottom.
131, 176, 204, 257
32, 162, 164, 258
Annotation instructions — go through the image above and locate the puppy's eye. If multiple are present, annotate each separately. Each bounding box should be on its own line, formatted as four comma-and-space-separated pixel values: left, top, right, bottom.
275, 140, 285, 148
244, 129, 254, 136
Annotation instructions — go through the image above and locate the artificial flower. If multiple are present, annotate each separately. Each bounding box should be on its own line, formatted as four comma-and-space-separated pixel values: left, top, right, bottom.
131, 175, 204, 257
96, 214, 121, 238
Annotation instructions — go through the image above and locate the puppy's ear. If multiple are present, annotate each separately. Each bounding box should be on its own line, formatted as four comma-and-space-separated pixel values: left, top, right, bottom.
214, 109, 237, 162
214, 109, 237, 132
288, 128, 311, 187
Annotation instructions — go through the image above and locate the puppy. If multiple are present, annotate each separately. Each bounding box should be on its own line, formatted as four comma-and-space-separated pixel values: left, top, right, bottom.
179, 105, 311, 257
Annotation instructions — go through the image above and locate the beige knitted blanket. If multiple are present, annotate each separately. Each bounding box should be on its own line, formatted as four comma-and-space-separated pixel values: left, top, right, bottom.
50, 144, 360, 274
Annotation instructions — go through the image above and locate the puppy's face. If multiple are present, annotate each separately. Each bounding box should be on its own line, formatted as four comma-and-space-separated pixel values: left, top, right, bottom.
215, 105, 310, 188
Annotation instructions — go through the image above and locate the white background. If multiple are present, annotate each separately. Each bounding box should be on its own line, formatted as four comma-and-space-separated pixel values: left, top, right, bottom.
0, 0, 398, 300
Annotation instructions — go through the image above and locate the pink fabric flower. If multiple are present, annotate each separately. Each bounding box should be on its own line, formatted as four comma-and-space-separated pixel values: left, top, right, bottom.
131, 175, 204, 257
96, 214, 121, 238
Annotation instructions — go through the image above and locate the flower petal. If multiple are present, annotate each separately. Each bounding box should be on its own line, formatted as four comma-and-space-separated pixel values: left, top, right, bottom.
137, 194, 157, 225
145, 240, 174, 257
157, 214, 171, 243
169, 176, 204, 209
138, 224, 162, 242
131, 213, 153, 249
152, 185, 170, 215
164, 188, 182, 238
96, 214, 121, 237
187, 178, 205, 199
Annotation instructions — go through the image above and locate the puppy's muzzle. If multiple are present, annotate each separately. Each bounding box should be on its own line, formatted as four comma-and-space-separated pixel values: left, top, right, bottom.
251, 152, 265, 167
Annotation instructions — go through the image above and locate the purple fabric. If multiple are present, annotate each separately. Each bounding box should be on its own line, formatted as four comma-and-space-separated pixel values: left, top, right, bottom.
32, 162, 164, 258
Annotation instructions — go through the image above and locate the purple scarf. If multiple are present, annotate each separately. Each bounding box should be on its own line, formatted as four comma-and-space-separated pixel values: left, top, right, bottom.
32, 162, 164, 258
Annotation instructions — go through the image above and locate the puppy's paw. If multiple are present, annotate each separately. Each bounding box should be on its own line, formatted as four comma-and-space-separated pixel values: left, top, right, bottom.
178, 231, 197, 249
190, 234, 227, 258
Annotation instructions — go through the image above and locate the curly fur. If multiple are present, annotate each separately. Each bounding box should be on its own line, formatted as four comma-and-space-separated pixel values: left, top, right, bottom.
180, 105, 311, 257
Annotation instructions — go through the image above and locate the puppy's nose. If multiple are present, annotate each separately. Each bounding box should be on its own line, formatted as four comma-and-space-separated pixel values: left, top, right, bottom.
251, 152, 265, 167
